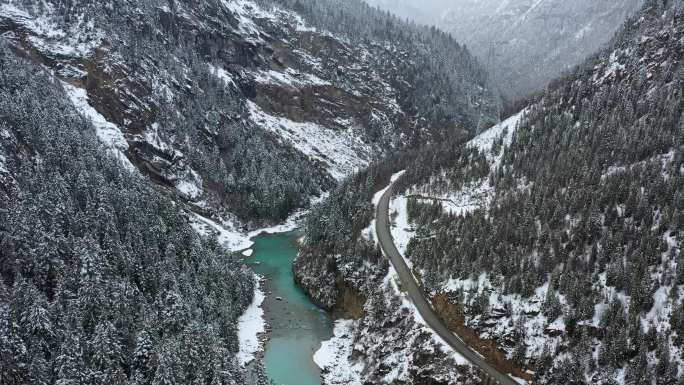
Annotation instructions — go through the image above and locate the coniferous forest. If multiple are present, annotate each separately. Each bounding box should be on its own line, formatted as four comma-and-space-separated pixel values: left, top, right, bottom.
0, 47, 254, 384
298, 1, 684, 383
1, 0, 683, 384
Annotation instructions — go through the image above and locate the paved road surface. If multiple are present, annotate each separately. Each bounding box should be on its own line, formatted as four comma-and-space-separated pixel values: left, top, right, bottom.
375, 182, 518, 385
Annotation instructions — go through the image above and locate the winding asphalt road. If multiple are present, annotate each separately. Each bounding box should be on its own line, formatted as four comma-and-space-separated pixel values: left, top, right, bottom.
376, 182, 518, 385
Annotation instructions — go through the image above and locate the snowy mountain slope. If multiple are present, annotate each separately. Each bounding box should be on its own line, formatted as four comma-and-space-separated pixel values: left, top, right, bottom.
0, 47, 256, 385
0, 0, 497, 235
366, 0, 644, 100
408, 110, 527, 216
394, 2, 684, 384
298, 1, 684, 384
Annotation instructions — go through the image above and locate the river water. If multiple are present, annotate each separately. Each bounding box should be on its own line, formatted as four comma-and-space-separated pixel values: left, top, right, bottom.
247, 231, 332, 385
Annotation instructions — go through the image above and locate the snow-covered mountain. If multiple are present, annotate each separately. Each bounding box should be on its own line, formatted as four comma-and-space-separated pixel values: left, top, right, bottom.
0, 0, 498, 383
0, 0, 497, 235
366, 0, 644, 100
298, 1, 684, 384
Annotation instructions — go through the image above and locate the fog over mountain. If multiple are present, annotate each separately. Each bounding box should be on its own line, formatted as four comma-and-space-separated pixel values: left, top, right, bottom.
366, 0, 644, 100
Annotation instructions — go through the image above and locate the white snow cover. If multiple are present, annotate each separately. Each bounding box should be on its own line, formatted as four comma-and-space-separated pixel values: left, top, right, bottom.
221, 0, 314, 42
444, 274, 563, 361
236, 276, 266, 366
468, 109, 525, 164
221, 0, 270, 39
388, 195, 415, 258
313, 319, 364, 385
208, 64, 237, 89
144, 124, 184, 159
247, 205, 309, 238
190, 213, 254, 252
175, 170, 204, 200
190, 194, 312, 253
382, 264, 469, 367
0, 3, 103, 58
410, 109, 526, 216
63, 84, 128, 150
192, 199, 314, 369
253, 68, 331, 88
247, 101, 372, 181
62, 83, 138, 173
363, 170, 406, 241
0, 129, 8, 173
594, 50, 627, 85
315, 267, 470, 385
383, 186, 469, 367
410, 113, 684, 377
602, 149, 675, 181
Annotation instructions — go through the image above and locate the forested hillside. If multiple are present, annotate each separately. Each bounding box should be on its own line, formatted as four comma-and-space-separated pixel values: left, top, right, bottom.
298, 0, 684, 383
0, 0, 497, 230
0, 0, 499, 384
0, 46, 255, 384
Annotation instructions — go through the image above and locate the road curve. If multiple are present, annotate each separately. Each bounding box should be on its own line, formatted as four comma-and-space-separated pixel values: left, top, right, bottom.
375, 182, 518, 385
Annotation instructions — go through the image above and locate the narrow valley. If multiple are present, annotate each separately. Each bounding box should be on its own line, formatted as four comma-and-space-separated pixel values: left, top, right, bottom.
1, 0, 682, 385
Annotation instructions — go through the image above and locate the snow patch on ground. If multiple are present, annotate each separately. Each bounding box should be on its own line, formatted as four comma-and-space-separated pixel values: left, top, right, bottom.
248, 101, 371, 181
253, 68, 331, 88
383, 264, 469, 367
0, 129, 8, 173
363, 170, 406, 242
208, 64, 237, 89
469, 110, 525, 169
237, 276, 266, 366
144, 124, 184, 159
374, 171, 469, 364
594, 50, 626, 84
175, 169, 204, 200
221, 0, 270, 39
319, 171, 481, 384
388, 195, 415, 263
0, 4, 103, 58
190, 193, 316, 252
313, 319, 364, 385
189, 213, 254, 252
247, 206, 309, 239
444, 274, 562, 362
602, 149, 675, 181
221, 0, 315, 41
63, 84, 128, 149
62, 83, 138, 173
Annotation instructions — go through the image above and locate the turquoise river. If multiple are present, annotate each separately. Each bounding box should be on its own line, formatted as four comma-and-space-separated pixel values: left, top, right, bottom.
247, 231, 332, 385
